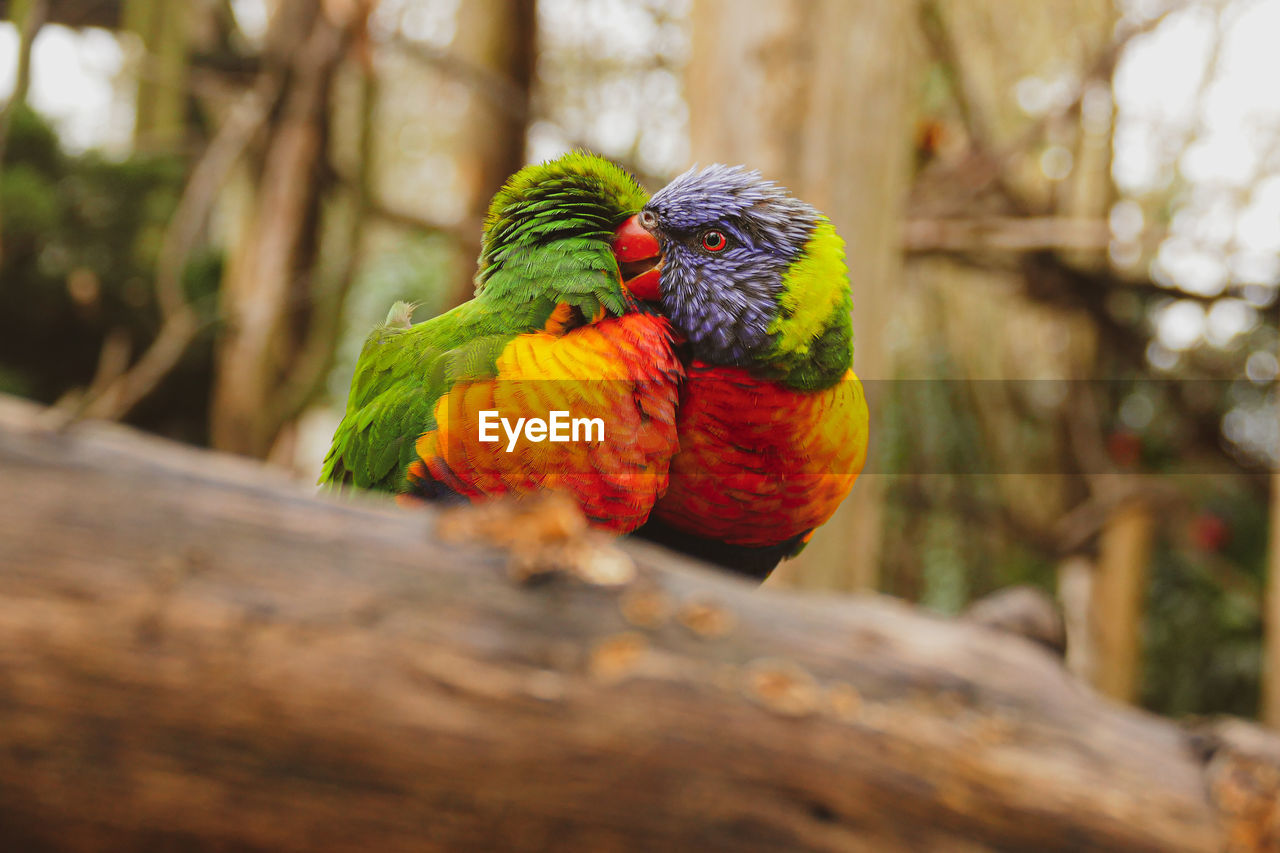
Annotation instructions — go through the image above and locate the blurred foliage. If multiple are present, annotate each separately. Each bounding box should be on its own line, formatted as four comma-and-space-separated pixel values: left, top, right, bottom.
878, 353, 1060, 615
879, 305, 1272, 718
1138, 476, 1266, 718
1099, 347, 1270, 719
0, 106, 222, 442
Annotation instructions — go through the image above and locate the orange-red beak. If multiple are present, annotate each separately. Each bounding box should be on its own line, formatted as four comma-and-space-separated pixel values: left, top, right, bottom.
612, 214, 662, 301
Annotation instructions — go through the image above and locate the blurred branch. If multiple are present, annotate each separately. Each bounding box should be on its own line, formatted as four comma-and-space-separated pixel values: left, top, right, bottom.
123, 0, 189, 150
3, 0, 45, 106
267, 62, 379, 431
389, 35, 530, 123
916, 1, 992, 150
76, 308, 203, 418
910, 249, 1279, 368
903, 216, 1165, 253
913, 1, 1195, 218
387, 35, 664, 189
914, 0, 1007, 208
0, 0, 49, 266
347, 179, 481, 247
73, 76, 281, 423
155, 77, 278, 319
81, 327, 132, 401
0, 0, 117, 28
209, 0, 362, 456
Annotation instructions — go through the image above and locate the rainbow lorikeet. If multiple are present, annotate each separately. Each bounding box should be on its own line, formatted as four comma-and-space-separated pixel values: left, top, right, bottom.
319, 152, 683, 533
615, 165, 869, 578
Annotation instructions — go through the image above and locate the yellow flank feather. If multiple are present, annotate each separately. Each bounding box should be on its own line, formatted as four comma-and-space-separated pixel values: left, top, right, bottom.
768, 217, 847, 358
497, 327, 631, 381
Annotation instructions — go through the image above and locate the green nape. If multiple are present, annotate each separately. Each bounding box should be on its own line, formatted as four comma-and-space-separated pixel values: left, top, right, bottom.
319, 151, 651, 492
766, 218, 855, 390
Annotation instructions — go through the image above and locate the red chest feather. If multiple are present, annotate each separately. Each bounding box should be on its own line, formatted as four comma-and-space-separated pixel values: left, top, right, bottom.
652, 362, 867, 547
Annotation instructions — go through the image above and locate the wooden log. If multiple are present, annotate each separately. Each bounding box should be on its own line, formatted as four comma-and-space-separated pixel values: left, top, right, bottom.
0, 393, 1275, 851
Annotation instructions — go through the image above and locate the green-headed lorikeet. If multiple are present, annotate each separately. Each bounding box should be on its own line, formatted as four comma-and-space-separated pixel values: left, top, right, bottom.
616, 165, 868, 578
320, 152, 682, 534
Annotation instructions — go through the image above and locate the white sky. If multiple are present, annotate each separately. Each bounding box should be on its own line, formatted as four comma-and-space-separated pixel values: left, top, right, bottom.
0, 21, 132, 153
1110, 0, 1280, 356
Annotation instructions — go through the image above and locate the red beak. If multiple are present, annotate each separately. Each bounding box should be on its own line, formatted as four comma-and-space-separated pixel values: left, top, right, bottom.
612, 214, 662, 301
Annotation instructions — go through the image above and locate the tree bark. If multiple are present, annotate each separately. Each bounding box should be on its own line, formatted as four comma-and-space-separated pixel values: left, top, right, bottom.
686, 0, 919, 592
0, 393, 1277, 851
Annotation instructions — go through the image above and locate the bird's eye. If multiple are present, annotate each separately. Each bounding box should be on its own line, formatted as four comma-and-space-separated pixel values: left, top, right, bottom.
701, 230, 727, 252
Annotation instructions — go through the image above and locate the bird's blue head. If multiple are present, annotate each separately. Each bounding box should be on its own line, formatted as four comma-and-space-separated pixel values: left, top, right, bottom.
617, 164, 853, 388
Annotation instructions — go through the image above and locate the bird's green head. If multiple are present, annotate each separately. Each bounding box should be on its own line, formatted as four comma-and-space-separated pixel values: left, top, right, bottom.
616, 164, 853, 389
475, 151, 651, 298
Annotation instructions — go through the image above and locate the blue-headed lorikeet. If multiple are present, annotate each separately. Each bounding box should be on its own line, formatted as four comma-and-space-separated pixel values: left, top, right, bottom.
616, 165, 868, 578
319, 152, 683, 534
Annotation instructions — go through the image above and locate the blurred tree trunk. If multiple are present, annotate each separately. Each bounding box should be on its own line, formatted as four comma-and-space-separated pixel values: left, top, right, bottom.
1265, 475, 1280, 727
121, 0, 189, 151
686, 0, 919, 592
444, 0, 537, 306
1093, 500, 1154, 702
209, 0, 359, 458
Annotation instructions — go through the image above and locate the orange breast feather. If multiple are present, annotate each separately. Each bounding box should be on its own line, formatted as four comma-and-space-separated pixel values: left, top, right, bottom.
409, 312, 682, 534
651, 363, 867, 547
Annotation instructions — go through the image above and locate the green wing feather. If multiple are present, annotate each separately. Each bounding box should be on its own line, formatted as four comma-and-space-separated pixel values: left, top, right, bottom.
319, 152, 649, 492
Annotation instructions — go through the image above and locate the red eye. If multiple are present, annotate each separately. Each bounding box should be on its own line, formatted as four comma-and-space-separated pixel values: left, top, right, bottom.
701, 230, 727, 252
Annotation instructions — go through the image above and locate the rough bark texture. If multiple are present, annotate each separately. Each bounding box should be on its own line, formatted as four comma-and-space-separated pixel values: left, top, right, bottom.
686, 0, 918, 592
1, 393, 1278, 851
